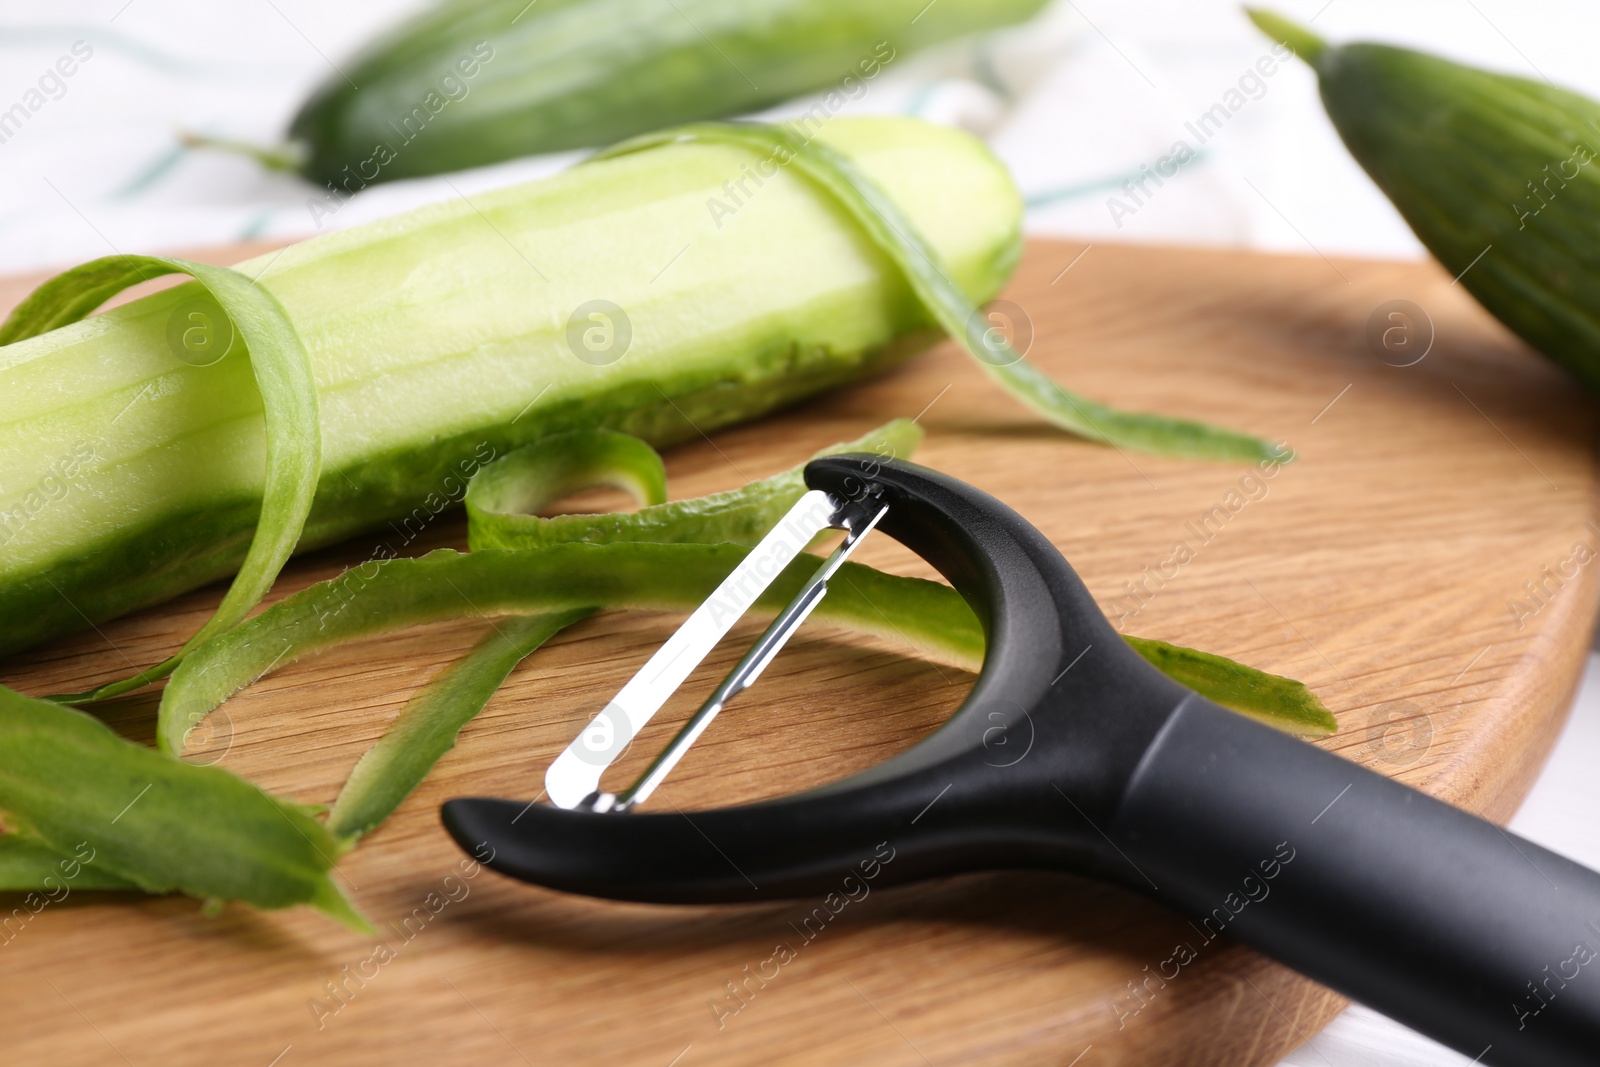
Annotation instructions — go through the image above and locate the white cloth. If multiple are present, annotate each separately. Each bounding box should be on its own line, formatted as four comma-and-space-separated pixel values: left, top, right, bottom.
0, 2, 1595, 1063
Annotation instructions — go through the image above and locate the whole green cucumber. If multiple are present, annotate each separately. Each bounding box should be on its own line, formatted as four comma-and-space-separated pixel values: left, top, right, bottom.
288, 0, 1047, 186
0, 117, 1021, 657
1249, 10, 1600, 394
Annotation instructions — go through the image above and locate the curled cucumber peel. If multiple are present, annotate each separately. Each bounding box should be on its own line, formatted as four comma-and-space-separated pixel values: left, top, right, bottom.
596, 124, 1282, 463
464, 420, 924, 551
0, 255, 321, 705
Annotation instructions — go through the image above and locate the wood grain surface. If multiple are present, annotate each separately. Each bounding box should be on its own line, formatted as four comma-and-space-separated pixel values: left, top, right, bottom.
2, 238, 1597, 1067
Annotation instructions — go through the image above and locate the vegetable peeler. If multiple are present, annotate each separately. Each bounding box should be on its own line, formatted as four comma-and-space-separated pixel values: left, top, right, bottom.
443, 454, 1600, 1066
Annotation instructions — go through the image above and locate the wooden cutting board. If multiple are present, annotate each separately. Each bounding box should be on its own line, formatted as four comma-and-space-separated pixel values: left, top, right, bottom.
2, 238, 1597, 1067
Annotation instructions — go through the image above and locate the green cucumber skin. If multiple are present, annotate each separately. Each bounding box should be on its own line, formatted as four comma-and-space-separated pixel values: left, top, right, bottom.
0, 117, 1021, 657
290, 0, 1047, 185
1311, 42, 1600, 392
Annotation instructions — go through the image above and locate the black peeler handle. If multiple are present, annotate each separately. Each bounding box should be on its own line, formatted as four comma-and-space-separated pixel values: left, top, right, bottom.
1109, 695, 1600, 1065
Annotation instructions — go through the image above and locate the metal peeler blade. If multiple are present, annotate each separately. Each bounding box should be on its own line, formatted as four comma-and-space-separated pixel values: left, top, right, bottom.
542, 486, 888, 813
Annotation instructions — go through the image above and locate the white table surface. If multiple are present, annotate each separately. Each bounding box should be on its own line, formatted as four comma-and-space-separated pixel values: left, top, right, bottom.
0, 1, 1595, 1062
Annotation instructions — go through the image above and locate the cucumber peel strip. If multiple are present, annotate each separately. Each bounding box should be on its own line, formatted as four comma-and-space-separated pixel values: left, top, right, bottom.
0, 256, 322, 704
161, 544, 987, 752
0, 684, 365, 929
161, 420, 1333, 851
163, 544, 1334, 760
0, 835, 140, 892
324, 609, 593, 841
595, 124, 1282, 464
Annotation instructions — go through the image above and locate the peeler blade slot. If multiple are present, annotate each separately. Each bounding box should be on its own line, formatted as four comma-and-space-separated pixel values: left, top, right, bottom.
612, 499, 888, 811
542, 490, 884, 811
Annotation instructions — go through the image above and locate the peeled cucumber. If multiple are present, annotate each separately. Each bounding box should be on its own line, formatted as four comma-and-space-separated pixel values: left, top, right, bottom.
287, 0, 1048, 185
0, 116, 1021, 656
1250, 10, 1600, 393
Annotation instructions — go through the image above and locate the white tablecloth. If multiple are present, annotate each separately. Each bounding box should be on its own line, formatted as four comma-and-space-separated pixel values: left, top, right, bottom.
0, 1, 1595, 1062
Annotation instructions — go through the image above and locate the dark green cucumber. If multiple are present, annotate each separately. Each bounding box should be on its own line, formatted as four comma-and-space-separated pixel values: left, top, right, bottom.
288, 0, 1048, 186
1250, 10, 1600, 394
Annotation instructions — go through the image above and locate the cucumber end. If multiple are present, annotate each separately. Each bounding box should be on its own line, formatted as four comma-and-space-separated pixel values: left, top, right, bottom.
1245, 8, 1329, 67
